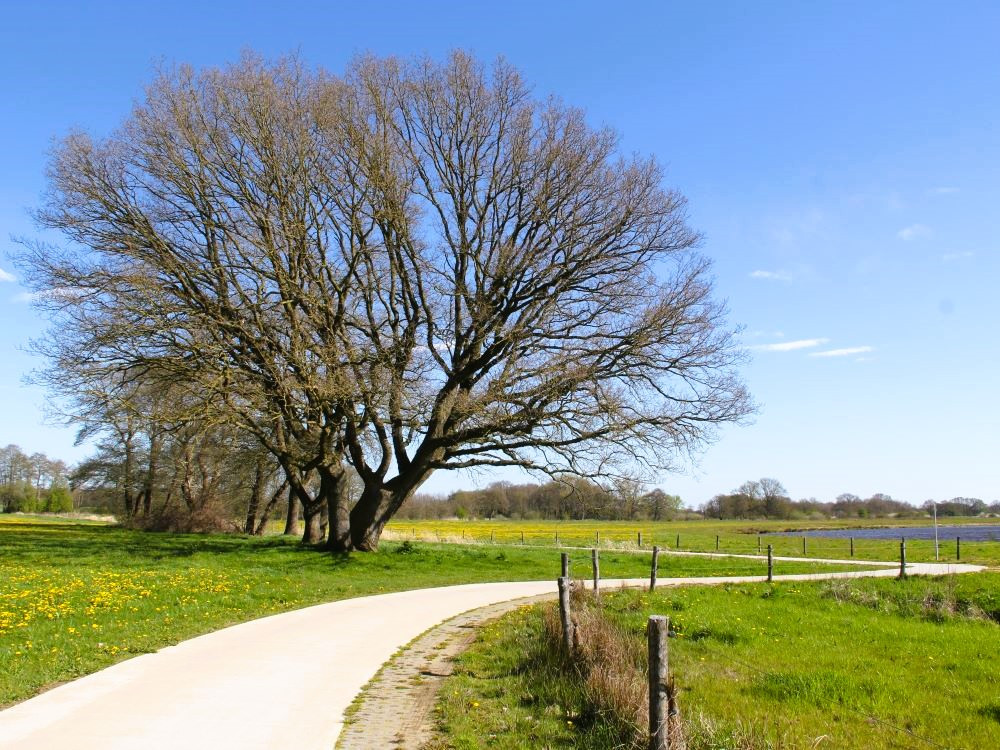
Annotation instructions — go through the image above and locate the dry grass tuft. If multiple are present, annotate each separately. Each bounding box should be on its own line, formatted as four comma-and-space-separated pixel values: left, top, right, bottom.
543, 584, 686, 749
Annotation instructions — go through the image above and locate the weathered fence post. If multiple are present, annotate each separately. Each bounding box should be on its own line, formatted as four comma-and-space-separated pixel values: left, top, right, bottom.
767, 544, 774, 582
592, 548, 600, 598
557, 576, 574, 653
675, 533, 680, 549
490, 530, 495, 544
596, 530, 600, 546
757, 535, 762, 553
648, 615, 670, 750
555, 531, 560, 547
850, 536, 854, 557
802, 536, 807, 555
715, 535, 720, 551
650, 546, 660, 591
637, 530, 643, 548
899, 538, 907, 578
521, 530, 525, 545
956, 536, 961, 561
561, 552, 570, 579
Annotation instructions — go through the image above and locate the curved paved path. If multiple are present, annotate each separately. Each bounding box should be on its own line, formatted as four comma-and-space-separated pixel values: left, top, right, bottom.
0, 559, 982, 750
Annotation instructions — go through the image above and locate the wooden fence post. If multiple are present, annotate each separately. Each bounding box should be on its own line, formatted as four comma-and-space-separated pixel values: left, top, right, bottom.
561, 552, 570, 579
802, 536, 807, 555
767, 544, 773, 582
956, 536, 961, 560
850, 537, 854, 557
715, 535, 720, 551
555, 531, 560, 547
490, 530, 495, 544
650, 546, 660, 591
648, 615, 670, 750
638, 530, 643, 548
592, 548, 600, 599
899, 538, 907, 578
675, 533, 680, 549
557, 576, 573, 653
521, 530, 525, 545
757, 535, 761, 553
596, 530, 600, 546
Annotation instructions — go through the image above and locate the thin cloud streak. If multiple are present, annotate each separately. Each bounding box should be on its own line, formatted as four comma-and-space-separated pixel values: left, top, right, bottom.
753, 338, 828, 352
0, 268, 15, 283
749, 269, 793, 282
810, 346, 874, 358
898, 224, 931, 241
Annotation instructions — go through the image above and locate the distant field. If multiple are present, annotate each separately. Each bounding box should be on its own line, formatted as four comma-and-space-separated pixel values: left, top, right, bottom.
0, 516, 854, 707
387, 518, 1000, 566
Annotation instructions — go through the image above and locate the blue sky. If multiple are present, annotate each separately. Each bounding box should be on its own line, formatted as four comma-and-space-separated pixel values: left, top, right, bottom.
1, 1, 997, 505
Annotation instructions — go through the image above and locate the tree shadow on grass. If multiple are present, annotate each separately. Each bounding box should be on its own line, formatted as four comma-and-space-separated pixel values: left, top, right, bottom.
0, 519, 339, 569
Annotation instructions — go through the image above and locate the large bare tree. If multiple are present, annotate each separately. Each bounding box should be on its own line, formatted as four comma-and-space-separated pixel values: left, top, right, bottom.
21, 51, 751, 551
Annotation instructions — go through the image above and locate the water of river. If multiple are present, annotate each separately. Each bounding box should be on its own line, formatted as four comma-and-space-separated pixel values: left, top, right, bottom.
765, 525, 1000, 541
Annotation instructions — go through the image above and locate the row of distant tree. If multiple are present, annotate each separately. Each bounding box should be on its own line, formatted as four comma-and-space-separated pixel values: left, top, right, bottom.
397, 478, 685, 521
4, 446, 995, 525
701, 478, 999, 520
397, 476, 998, 522
0, 444, 73, 513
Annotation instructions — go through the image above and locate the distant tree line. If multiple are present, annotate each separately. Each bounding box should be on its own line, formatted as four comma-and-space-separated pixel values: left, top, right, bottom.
702, 478, 999, 520
0, 444, 73, 513
396, 478, 686, 521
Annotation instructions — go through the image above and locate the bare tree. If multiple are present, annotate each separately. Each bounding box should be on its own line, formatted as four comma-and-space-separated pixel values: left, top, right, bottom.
21, 51, 751, 552
330, 53, 752, 548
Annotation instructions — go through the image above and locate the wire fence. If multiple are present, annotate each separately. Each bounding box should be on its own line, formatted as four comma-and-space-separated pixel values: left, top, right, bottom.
551, 556, 959, 750
383, 523, 998, 565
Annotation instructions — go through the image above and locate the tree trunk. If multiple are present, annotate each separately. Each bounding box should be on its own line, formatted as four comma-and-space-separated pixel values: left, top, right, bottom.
284, 492, 300, 536
302, 503, 323, 543
254, 480, 289, 536
244, 459, 265, 534
350, 472, 429, 551
321, 465, 353, 552
142, 432, 159, 516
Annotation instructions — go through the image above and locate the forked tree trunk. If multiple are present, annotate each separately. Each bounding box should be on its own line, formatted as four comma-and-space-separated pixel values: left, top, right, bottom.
302, 505, 323, 544
349, 472, 429, 551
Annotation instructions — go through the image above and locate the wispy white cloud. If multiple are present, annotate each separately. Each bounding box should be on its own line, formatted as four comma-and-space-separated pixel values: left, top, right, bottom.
898, 224, 931, 241
941, 251, 974, 262
809, 346, 874, 358
929, 186, 959, 195
753, 338, 828, 352
749, 269, 793, 282
0, 268, 15, 283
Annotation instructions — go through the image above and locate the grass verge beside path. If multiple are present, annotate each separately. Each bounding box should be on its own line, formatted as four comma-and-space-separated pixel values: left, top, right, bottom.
0, 517, 854, 707
429, 573, 1000, 749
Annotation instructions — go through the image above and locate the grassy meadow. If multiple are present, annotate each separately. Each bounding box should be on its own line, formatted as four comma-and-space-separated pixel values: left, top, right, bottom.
388, 517, 1000, 565
430, 573, 1000, 749
0, 515, 853, 707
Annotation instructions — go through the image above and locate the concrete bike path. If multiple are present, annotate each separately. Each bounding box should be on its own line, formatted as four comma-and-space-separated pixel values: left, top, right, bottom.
0, 561, 982, 750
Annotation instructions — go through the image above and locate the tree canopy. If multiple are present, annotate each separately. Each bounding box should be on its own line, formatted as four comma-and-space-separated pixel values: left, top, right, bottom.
20, 51, 752, 550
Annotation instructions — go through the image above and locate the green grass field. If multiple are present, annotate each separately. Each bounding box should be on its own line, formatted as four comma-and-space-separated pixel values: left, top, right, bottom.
430, 573, 1000, 749
0, 516, 855, 707
388, 517, 1000, 566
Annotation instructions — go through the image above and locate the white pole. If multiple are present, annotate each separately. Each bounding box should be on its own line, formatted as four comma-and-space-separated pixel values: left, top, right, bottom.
933, 501, 939, 561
